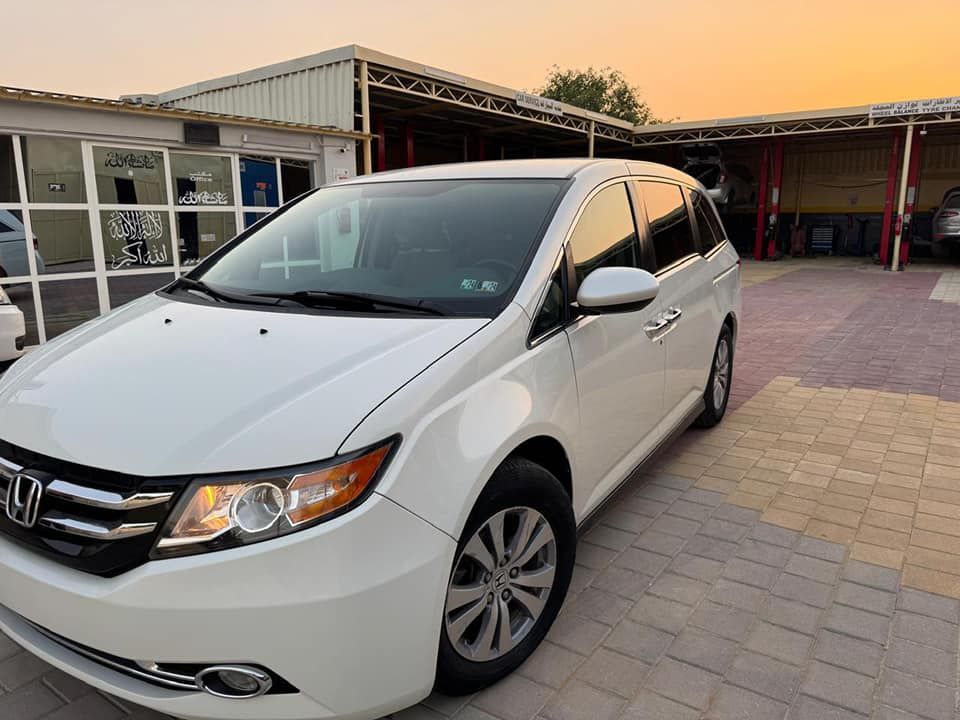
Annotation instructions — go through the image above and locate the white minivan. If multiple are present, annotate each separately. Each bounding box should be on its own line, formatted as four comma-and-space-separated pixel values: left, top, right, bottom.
0, 159, 740, 720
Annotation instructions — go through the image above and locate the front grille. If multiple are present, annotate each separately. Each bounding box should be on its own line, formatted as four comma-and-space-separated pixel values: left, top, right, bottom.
0, 440, 186, 577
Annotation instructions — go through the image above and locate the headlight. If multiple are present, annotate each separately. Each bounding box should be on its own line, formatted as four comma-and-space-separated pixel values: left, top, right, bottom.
152, 437, 398, 558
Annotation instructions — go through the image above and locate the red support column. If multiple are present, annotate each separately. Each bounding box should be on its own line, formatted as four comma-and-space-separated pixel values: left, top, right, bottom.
753, 144, 770, 261
766, 139, 785, 260
476, 136, 486, 161
900, 126, 923, 267
404, 124, 415, 168
375, 117, 386, 172
879, 130, 902, 266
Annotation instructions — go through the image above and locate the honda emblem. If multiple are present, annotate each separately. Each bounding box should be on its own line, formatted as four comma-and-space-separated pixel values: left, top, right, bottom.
5, 473, 44, 529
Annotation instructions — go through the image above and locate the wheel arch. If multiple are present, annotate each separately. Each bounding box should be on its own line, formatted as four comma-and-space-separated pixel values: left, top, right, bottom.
503, 435, 573, 502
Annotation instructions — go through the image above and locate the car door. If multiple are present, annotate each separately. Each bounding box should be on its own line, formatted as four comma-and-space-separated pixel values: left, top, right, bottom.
634, 180, 716, 430
563, 181, 666, 514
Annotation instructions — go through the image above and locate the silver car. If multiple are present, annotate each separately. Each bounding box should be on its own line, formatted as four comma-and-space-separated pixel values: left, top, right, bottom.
681, 143, 753, 208
932, 190, 960, 259
0, 210, 45, 278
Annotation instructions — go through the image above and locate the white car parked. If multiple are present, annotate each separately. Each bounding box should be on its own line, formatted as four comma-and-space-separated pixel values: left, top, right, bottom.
0, 286, 26, 362
0, 159, 740, 720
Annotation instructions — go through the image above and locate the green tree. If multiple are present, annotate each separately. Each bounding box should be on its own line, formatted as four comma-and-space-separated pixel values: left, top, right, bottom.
536, 66, 659, 125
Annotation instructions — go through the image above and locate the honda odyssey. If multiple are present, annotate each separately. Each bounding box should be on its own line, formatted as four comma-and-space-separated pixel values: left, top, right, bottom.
0, 159, 740, 720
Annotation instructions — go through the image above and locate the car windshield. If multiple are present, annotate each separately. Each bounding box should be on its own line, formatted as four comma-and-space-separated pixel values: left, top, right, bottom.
190, 179, 564, 316
684, 163, 721, 188
945, 195, 960, 209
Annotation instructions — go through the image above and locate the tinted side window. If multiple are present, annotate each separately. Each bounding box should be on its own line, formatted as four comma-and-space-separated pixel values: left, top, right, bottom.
531, 265, 564, 339
691, 190, 724, 252
569, 183, 638, 284
638, 181, 696, 271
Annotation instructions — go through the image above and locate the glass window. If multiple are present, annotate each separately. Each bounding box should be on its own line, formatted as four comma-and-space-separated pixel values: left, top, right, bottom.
0, 210, 31, 278
40, 278, 99, 340
0, 135, 19, 203
244, 211, 273, 229
569, 183, 638, 284
239, 156, 279, 208
638, 181, 696, 271
21, 137, 86, 203
31, 210, 94, 274
171, 153, 234, 207
93, 147, 167, 205
280, 159, 313, 201
175, 212, 236, 267
194, 179, 564, 317
1, 282, 38, 346
108, 273, 175, 309
531, 265, 564, 339
100, 209, 173, 271
691, 190, 725, 252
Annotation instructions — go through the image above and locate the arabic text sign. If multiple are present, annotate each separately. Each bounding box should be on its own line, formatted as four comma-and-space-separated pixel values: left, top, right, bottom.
516, 92, 564, 117
869, 96, 960, 118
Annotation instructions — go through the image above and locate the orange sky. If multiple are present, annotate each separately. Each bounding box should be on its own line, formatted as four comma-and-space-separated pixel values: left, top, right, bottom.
4, 0, 959, 122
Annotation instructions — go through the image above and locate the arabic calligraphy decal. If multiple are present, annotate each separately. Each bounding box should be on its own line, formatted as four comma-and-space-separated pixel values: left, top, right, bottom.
105, 210, 169, 269
103, 151, 160, 170
178, 190, 230, 206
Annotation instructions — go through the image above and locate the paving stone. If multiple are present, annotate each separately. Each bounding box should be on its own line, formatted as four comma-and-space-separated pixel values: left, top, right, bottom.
39, 693, 125, 720
712, 504, 762, 525
701, 518, 750, 543
669, 553, 725, 583
591, 566, 653, 600
0, 633, 19, 662
886, 636, 956, 686
0, 681, 63, 720
726, 650, 803, 703
835, 580, 896, 616
603, 621, 672, 663
600, 510, 655, 535
813, 629, 883, 676
0, 652, 53, 691
723, 557, 782, 590
577, 648, 649, 699
689, 600, 757, 642
624, 497, 671, 518
393, 704, 445, 719
647, 573, 710, 606
745, 622, 813, 666
788, 695, 867, 720
619, 690, 699, 720
650, 474, 695, 491
896, 587, 960, 623
628, 594, 693, 634
638, 485, 684, 504
795, 536, 847, 563
784, 554, 841, 585
541, 680, 625, 720
643, 658, 721, 711
873, 707, 930, 720
576, 542, 619, 570
648, 514, 702, 539
667, 500, 714, 523
684, 534, 739, 562
749, 523, 801, 548
879, 668, 956, 720
841, 559, 900, 591
800, 660, 875, 715
823, 603, 891, 644
547, 613, 610, 656
892, 612, 958, 652
706, 684, 789, 720
772, 573, 833, 608
584, 525, 637, 553
631, 531, 687, 557
472, 674, 553, 720
422, 691, 474, 716
568, 588, 633, 626
569, 565, 599, 595
736, 539, 793, 569
666, 626, 738, 675
763, 596, 822, 635
517, 642, 585, 689
614, 547, 672, 576
682, 488, 726, 507
708, 578, 768, 612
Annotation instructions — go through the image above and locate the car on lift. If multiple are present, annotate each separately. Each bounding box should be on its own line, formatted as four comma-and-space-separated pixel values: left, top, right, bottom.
0, 210, 46, 278
932, 188, 960, 258
0, 159, 741, 720
681, 143, 754, 208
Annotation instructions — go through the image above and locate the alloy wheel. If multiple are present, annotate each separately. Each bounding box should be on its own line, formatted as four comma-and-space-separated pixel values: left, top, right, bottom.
713, 337, 730, 409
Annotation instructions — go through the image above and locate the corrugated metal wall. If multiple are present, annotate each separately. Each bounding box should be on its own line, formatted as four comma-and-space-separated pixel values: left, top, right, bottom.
167, 61, 355, 132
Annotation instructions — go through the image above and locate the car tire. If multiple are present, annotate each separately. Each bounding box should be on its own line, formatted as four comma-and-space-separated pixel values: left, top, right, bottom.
435, 458, 575, 696
694, 324, 734, 428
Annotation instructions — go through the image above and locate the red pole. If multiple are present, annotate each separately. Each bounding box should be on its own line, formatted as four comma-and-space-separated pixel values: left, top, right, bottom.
879, 130, 901, 266
375, 117, 386, 172
753, 144, 770, 261
404, 124, 415, 168
766, 139, 785, 259
901, 126, 923, 267
476, 136, 486, 161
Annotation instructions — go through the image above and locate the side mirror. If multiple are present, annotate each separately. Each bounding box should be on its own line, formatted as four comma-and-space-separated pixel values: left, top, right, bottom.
577, 267, 659, 314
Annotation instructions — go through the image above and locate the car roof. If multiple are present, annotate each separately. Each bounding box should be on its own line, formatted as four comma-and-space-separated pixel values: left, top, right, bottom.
336, 159, 699, 186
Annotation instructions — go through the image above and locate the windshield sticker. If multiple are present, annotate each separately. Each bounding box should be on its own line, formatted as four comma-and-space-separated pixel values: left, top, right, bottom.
480, 280, 499, 293
460, 279, 479, 291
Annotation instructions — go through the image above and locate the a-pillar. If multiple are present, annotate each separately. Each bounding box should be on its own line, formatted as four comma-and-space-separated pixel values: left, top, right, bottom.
879, 129, 902, 266
766, 139, 785, 259
753, 144, 770, 261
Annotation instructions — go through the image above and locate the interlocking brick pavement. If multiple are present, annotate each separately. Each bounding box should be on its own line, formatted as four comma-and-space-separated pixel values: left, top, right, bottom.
4, 258, 960, 720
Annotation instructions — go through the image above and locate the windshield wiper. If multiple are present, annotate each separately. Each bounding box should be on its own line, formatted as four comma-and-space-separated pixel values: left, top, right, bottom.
250, 290, 447, 316
171, 277, 284, 307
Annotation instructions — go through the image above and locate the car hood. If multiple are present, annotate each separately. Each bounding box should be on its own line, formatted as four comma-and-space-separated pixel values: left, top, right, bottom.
0, 294, 487, 476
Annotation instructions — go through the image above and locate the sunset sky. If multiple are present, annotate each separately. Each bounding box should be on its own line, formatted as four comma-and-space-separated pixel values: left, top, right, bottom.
4, 0, 959, 122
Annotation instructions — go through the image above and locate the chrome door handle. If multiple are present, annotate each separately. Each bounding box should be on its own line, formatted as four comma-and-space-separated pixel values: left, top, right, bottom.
643, 318, 669, 337
663, 307, 683, 323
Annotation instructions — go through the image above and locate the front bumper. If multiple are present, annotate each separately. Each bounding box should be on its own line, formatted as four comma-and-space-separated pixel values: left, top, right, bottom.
0, 305, 25, 362
0, 493, 456, 720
